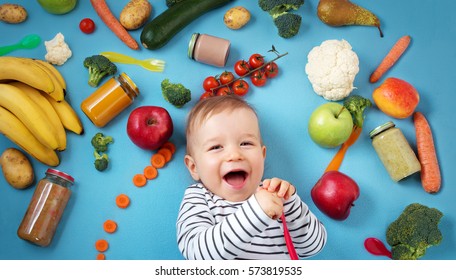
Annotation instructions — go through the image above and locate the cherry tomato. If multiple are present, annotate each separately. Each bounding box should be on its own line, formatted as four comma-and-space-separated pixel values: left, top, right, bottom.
249, 53, 265, 69
79, 18, 95, 34
234, 60, 250, 76
200, 91, 213, 100
203, 76, 220, 91
216, 86, 231, 96
265, 62, 279, 78
250, 70, 267, 87
231, 80, 249, 96
219, 71, 235, 85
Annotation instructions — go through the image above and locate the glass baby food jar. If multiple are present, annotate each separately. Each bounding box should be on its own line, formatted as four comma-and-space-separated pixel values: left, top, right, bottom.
17, 169, 74, 247
188, 33, 231, 67
81, 72, 139, 127
369, 121, 421, 182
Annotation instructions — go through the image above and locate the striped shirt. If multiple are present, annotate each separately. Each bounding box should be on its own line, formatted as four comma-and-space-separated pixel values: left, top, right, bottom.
176, 183, 327, 260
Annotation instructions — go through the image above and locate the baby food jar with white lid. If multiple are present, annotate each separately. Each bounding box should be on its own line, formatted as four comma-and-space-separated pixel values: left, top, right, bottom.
188, 33, 231, 67
17, 168, 74, 247
369, 121, 421, 182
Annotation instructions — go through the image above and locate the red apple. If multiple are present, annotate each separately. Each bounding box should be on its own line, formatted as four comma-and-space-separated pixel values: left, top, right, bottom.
311, 171, 360, 220
126, 106, 173, 150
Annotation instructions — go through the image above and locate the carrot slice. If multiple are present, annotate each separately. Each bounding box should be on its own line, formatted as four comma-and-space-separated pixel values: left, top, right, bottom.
413, 112, 441, 193
96, 253, 106, 260
143, 165, 158, 180
158, 148, 173, 162
95, 239, 109, 252
370, 35, 411, 83
116, 194, 130, 208
151, 153, 166, 168
162, 141, 176, 154
103, 220, 117, 233
133, 173, 147, 187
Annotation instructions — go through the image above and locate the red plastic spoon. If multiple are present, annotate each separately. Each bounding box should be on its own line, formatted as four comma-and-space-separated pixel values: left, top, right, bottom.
364, 237, 392, 259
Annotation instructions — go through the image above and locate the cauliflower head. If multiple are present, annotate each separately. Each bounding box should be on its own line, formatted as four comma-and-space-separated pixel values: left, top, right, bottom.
305, 39, 359, 101
44, 32, 72, 66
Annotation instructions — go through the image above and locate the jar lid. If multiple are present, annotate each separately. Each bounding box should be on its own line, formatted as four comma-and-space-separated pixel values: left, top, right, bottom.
46, 168, 74, 183
369, 121, 396, 139
187, 33, 200, 59
119, 72, 139, 97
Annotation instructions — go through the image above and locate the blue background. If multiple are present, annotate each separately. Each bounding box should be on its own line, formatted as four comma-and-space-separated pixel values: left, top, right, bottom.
1, 0, 455, 260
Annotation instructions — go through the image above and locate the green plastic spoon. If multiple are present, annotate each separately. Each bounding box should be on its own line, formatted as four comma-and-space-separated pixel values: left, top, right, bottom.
0, 34, 41, 56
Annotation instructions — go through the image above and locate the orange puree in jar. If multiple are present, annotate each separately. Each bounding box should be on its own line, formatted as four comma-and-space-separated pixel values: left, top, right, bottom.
81, 72, 139, 127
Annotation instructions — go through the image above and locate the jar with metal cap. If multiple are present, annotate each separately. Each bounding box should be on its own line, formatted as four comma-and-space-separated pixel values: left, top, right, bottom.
81, 72, 139, 127
369, 121, 421, 182
188, 33, 231, 67
17, 169, 74, 247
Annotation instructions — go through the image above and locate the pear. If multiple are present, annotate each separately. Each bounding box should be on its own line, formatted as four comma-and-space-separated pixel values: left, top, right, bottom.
317, 0, 383, 37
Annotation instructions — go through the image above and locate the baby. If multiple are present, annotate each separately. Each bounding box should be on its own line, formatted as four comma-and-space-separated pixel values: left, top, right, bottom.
177, 95, 327, 260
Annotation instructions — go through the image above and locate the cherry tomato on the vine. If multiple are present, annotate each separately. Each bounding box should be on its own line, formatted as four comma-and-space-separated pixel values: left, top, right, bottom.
216, 86, 231, 96
265, 62, 279, 78
200, 91, 213, 100
203, 76, 220, 91
249, 53, 265, 69
250, 70, 267, 87
231, 79, 249, 96
219, 71, 235, 85
234, 60, 250, 76
79, 18, 95, 34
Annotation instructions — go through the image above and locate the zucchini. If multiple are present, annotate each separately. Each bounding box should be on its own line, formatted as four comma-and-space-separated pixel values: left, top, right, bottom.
140, 0, 233, 50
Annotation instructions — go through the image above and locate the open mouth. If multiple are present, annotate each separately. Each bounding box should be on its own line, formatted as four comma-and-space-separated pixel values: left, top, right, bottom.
223, 170, 247, 189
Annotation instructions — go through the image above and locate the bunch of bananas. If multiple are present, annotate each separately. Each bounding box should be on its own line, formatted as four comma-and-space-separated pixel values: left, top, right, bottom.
0, 56, 84, 166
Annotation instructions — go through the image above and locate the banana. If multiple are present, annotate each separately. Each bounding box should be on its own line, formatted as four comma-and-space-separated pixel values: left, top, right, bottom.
26, 58, 65, 102
0, 106, 59, 166
0, 56, 54, 94
10, 81, 67, 151
33, 59, 67, 91
42, 93, 84, 135
0, 83, 59, 150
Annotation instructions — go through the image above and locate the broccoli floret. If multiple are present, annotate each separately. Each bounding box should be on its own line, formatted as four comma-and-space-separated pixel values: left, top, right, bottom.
343, 95, 372, 128
259, 0, 304, 13
91, 132, 114, 153
83, 55, 117, 87
273, 13, 302, 39
386, 203, 443, 260
94, 150, 109, 172
161, 78, 191, 108
258, 0, 305, 38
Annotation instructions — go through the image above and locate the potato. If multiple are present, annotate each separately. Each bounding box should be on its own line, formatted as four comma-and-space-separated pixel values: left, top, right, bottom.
1, 148, 34, 189
120, 0, 152, 30
0, 4, 27, 24
224, 6, 251, 30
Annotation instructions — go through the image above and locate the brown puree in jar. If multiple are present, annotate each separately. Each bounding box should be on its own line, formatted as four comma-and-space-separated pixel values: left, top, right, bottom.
17, 178, 72, 247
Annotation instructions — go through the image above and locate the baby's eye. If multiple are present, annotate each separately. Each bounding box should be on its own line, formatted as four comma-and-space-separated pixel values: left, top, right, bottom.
209, 145, 222, 151
240, 141, 253, 146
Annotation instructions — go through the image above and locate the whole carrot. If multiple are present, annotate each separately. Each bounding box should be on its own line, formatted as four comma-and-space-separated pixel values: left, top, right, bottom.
90, 0, 139, 50
413, 112, 441, 193
370, 35, 411, 83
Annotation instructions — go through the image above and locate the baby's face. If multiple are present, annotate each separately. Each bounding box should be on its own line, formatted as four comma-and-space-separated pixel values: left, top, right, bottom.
185, 108, 266, 202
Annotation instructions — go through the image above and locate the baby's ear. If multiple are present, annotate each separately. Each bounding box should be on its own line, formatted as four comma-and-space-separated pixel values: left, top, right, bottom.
184, 155, 200, 181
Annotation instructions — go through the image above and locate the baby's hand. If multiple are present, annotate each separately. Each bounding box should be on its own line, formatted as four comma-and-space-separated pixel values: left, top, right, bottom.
255, 187, 283, 220
262, 178, 295, 200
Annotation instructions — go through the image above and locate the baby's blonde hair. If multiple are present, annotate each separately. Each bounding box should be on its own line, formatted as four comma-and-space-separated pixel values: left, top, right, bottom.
185, 95, 259, 154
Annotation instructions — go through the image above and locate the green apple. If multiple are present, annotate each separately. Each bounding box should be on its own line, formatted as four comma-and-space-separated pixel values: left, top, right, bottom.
37, 0, 77, 15
308, 102, 353, 148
